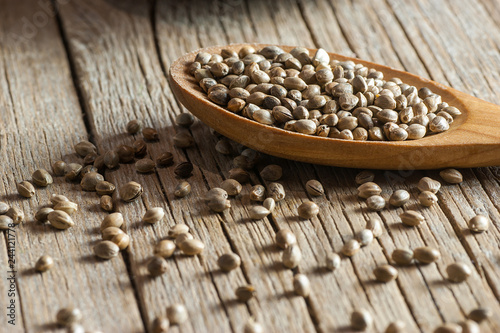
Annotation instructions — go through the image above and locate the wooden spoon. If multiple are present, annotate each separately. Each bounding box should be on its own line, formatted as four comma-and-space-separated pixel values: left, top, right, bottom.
169, 43, 500, 170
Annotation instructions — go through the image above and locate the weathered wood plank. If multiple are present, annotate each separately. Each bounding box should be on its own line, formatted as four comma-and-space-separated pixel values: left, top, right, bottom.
0, 1, 144, 332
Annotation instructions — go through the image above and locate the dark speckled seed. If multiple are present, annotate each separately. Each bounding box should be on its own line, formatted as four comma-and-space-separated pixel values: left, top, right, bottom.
174, 162, 193, 178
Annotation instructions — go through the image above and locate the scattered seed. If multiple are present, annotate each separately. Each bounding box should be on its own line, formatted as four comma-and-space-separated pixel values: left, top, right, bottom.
357, 182, 382, 199
243, 317, 264, 333
392, 248, 414, 265
53, 201, 78, 215
357, 229, 374, 247
350, 309, 373, 331
0, 202, 9, 215
228, 167, 250, 183
418, 191, 438, 207
249, 206, 270, 220
325, 252, 341, 271
249, 185, 266, 201
297, 201, 319, 219
263, 197, 275, 212
94, 240, 120, 260
103, 150, 120, 169
235, 285, 256, 302
282, 244, 302, 268
385, 321, 406, 333
447, 262, 471, 283
468, 214, 489, 233
293, 274, 311, 297
154, 240, 176, 258
220, 179, 242, 196
111, 232, 130, 250
459, 320, 480, 333
142, 127, 159, 141
0, 215, 13, 230
342, 239, 360, 257
119, 181, 143, 202
142, 207, 165, 224
135, 158, 156, 173
417, 177, 441, 193
207, 195, 231, 212
95, 180, 116, 196
217, 252, 241, 272
101, 227, 125, 241
64, 163, 83, 181
156, 152, 174, 167
389, 189, 410, 207
100, 195, 114, 212
150, 316, 170, 333
260, 164, 282, 181
366, 217, 383, 237
116, 145, 135, 163
433, 323, 462, 333
35, 207, 54, 222
47, 210, 73, 229
355, 170, 375, 184
175, 232, 193, 245
74, 141, 96, 157
400, 210, 424, 227
173, 131, 195, 148
52, 161, 67, 176
467, 307, 492, 323
268, 182, 285, 202
439, 168, 463, 184
374, 264, 398, 282
35, 255, 54, 272
305, 179, 324, 196
168, 224, 190, 238
174, 181, 191, 198
366, 195, 385, 211
175, 112, 195, 127
80, 172, 104, 191
17, 181, 35, 198
126, 119, 142, 134
413, 246, 441, 264
147, 256, 168, 276
205, 188, 228, 202
56, 307, 82, 326
50, 194, 69, 206
275, 229, 297, 249
174, 162, 194, 178
166, 304, 188, 325
179, 239, 205, 255
32, 169, 53, 187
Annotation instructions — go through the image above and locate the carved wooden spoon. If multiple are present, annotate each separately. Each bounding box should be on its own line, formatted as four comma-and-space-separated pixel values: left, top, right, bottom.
169, 43, 500, 170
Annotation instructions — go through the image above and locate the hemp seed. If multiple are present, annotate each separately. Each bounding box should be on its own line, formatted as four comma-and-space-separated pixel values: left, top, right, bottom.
413, 246, 440, 264
168, 224, 190, 238
100, 195, 114, 212
217, 252, 241, 272
467, 307, 492, 323
154, 240, 176, 258
95, 180, 116, 196
32, 169, 53, 187
47, 210, 74, 229
342, 239, 360, 257
150, 316, 170, 333
389, 190, 410, 207
119, 181, 143, 202
392, 248, 413, 265
174, 181, 192, 198
373, 264, 398, 282
243, 317, 264, 333
156, 152, 174, 167
305, 179, 324, 196
433, 323, 462, 333
366, 217, 383, 237
447, 262, 471, 283
293, 274, 311, 297
174, 162, 194, 178
350, 309, 373, 331
220, 179, 242, 196
325, 252, 341, 271
418, 191, 438, 207
178, 239, 204, 255
94, 240, 120, 259
400, 210, 424, 227
249, 185, 266, 201
417, 177, 441, 193
357, 229, 374, 247
147, 256, 168, 276
52, 160, 67, 176
357, 182, 382, 199
80, 172, 104, 191
249, 206, 270, 220
235, 285, 256, 302
297, 201, 319, 219
35, 207, 54, 222
56, 307, 82, 326
166, 304, 188, 325
0, 216, 12, 230
0, 201, 9, 215
142, 207, 165, 224
135, 158, 156, 173
126, 119, 142, 134
35, 255, 54, 272
468, 214, 489, 232
260, 164, 282, 181
366, 195, 385, 211
275, 229, 297, 249
53, 201, 78, 215
439, 168, 463, 184
17, 181, 35, 198
142, 127, 159, 141
282, 244, 302, 268
385, 321, 407, 333
459, 320, 480, 333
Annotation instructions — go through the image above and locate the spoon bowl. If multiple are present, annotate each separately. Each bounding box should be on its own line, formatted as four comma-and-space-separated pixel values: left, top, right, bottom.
169, 43, 500, 170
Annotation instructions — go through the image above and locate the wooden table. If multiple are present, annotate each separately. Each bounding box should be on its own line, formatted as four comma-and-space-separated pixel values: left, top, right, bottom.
1, 0, 499, 332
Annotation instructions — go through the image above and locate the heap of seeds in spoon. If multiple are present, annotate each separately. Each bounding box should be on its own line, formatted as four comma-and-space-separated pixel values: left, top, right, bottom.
189, 45, 461, 141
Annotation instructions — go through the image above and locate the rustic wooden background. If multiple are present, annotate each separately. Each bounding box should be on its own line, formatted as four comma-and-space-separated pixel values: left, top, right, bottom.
1, 0, 499, 332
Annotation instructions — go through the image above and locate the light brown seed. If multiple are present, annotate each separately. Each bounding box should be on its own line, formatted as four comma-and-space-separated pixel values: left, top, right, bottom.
47, 210, 74, 229
357, 229, 374, 247
174, 181, 191, 198
355, 170, 375, 184
207, 196, 231, 212
439, 168, 463, 184
351, 309, 373, 331
142, 207, 165, 224
154, 240, 176, 258
35, 207, 54, 222
392, 248, 414, 265
263, 197, 276, 212
260, 164, 282, 181
95, 181, 116, 196
217, 253, 241, 272
413, 246, 441, 264
400, 210, 424, 227
111, 233, 130, 250
385, 321, 407, 333
101, 227, 125, 241
6, 207, 24, 225
80, 172, 104, 191
142, 127, 159, 141
366, 217, 383, 237
150, 316, 170, 333
0, 201, 9, 215
166, 304, 188, 325
243, 317, 264, 333
220, 179, 242, 196
173, 131, 195, 148
447, 262, 471, 283
17, 181, 35, 198
32, 169, 53, 187
147, 255, 168, 276
342, 239, 360, 257
35, 255, 54, 272
459, 320, 480, 333
275, 229, 297, 249
325, 252, 341, 271
467, 307, 492, 323
418, 191, 438, 207
235, 285, 256, 302
50, 194, 69, 206
52, 161, 67, 176
373, 264, 398, 282
56, 307, 82, 326
135, 158, 156, 173
74, 141, 96, 157
418, 177, 441, 193
357, 182, 382, 199
367, 195, 385, 211
94, 240, 120, 260
268, 182, 286, 202
119, 181, 143, 202
228, 167, 250, 183
389, 190, 410, 207
53, 201, 78, 215
64, 163, 83, 181
178, 239, 205, 255
297, 201, 319, 219
175, 233, 193, 245
282, 244, 302, 268
305, 179, 324, 196
175, 112, 195, 127
293, 274, 311, 297
0, 215, 13, 230
249, 185, 266, 201
249, 206, 270, 220
168, 224, 190, 238
468, 214, 489, 233
100, 195, 114, 212
156, 152, 174, 167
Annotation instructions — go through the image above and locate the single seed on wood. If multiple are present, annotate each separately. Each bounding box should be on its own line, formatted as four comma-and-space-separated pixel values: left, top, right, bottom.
154, 240, 176, 258
297, 201, 319, 219
385, 321, 406, 333
142, 127, 159, 141
367, 195, 385, 211
35, 207, 54, 222
175, 112, 195, 127
166, 304, 188, 325
467, 307, 492, 323
147, 256, 168, 276
220, 179, 242, 196
0, 215, 13, 230
101, 227, 125, 241
459, 320, 480, 333
116, 145, 136, 163
94, 240, 119, 260
293, 274, 311, 297
275, 229, 296, 249
173, 131, 195, 148
400, 210, 424, 227
249, 206, 270, 220
135, 158, 156, 173
126, 119, 142, 134
418, 191, 438, 207
413, 246, 441, 264
305, 179, 324, 196
142, 207, 165, 224
260, 164, 282, 181
326, 252, 341, 271
168, 224, 190, 238
283, 244, 302, 268
56, 307, 82, 326
17, 181, 35, 198
351, 309, 373, 331
32, 169, 53, 187
150, 316, 170, 333
47, 210, 74, 229
53, 201, 78, 215
374, 264, 398, 282
366, 217, 383, 237
355, 170, 375, 184
156, 152, 174, 167
389, 190, 410, 207
74, 141, 96, 157
179, 239, 205, 255
175, 233, 193, 245
119, 181, 143, 202
357, 229, 374, 247
103, 150, 120, 169
217, 253, 241, 272
6, 207, 24, 224
468, 215, 489, 232
100, 195, 114, 212
249, 185, 266, 201
439, 168, 463, 184
392, 248, 414, 265
207, 196, 231, 212
174, 162, 194, 178
52, 160, 67, 176
80, 172, 104, 191
433, 323, 463, 333
243, 317, 264, 333
418, 177, 441, 193
174, 181, 191, 198
95, 180, 116, 196
447, 262, 472, 283
235, 285, 256, 302
64, 163, 83, 181
111, 233, 130, 250
35, 255, 54, 272
357, 182, 382, 199
342, 239, 360, 257
263, 197, 275, 212
0, 201, 9, 214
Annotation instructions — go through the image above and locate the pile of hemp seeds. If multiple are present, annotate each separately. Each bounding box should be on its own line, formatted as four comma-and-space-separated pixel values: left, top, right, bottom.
0, 46, 494, 333
190, 45, 462, 141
